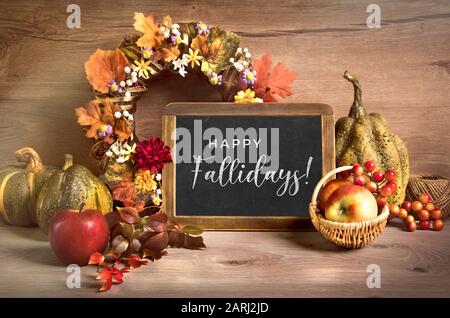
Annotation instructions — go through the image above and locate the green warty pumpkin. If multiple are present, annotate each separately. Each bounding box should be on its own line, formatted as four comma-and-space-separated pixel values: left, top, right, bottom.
36, 154, 113, 233
0, 148, 59, 226
335, 71, 410, 205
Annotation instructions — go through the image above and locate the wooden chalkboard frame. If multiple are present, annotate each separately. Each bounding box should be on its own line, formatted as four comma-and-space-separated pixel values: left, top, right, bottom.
162, 103, 334, 231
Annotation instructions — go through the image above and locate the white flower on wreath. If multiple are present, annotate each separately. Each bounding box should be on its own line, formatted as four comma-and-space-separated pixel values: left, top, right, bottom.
172, 55, 188, 70
106, 141, 136, 163
172, 55, 189, 77
178, 67, 188, 77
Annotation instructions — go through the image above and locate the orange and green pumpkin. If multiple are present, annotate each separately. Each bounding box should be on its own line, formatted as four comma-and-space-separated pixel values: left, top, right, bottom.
36, 153, 113, 233
0, 147, 59, 226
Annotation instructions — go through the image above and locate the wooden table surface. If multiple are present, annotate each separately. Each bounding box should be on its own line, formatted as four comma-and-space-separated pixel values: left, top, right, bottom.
0, 220, 449, 298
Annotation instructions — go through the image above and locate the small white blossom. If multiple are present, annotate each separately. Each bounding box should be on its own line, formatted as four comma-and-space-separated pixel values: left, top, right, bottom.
237, 47, 242, 53
178, 66, 187, 77
172, 23, 180, 29
126, 79, 133, 86
242, 61, 249, 67
233, 62, 244, 72
131, 77, 138, 83
114, 111, 122, 119
163, 28, 170, 39
119, 81, 126, 87
243, 47, 248, 53
124, 66, 131, 74
123, 110, 130, 118
172, 28, 181, 37
116, 156, 126, 164
172, 56, 188, 70
105, 150, 113, 157
128, 114, 134, 121
124, 91, 131, 98
131, 71, 137, 78
156, 173, 162, 181
157, 188, 162, 195
229, 57, 235, 63
245, 52, 251, 59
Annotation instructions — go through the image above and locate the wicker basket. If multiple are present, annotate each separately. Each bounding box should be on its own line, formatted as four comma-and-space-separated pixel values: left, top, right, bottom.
309, 165, 390, 249
406, 175, 450, 219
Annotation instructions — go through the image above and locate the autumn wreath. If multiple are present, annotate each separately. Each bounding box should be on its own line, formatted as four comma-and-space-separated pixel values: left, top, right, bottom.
75, 12, 296, 291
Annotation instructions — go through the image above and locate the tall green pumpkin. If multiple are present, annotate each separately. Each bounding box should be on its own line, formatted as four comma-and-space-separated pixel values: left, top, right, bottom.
335, 71, 410, 205
0, 148, 59, 226
36, 153, 113, 233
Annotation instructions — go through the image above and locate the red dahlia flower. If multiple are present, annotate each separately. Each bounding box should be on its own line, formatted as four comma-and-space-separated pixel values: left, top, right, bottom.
133, 137, 172, 172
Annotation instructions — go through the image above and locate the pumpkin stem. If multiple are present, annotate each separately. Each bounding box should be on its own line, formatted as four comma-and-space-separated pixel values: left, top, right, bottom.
62, 154, 74, 171
344, 71, 366, 118
79, 203, 86, 213
15, 147, 44, 173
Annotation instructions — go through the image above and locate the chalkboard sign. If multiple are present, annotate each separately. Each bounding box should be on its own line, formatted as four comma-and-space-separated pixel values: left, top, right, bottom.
162, 103, 334, 230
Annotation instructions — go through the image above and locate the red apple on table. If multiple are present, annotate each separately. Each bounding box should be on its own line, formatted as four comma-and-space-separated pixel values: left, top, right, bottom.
325, 184, 378, 223
49, 206, 110, 266
318, 178, 353, 211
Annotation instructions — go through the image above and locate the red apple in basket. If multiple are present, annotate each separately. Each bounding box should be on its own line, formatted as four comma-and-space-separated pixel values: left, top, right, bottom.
49, 206, 110, 266
325, 184, 378, 223
318, 179, 353, 212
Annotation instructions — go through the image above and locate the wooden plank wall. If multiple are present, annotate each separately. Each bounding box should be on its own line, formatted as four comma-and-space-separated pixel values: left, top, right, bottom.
0, 0, 449, 177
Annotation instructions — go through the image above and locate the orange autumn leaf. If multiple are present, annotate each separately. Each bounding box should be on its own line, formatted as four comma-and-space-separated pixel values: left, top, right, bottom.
75, 101, 103, 139
84, 49, 129, 93
191, 34, 209, 57
111, 180, 138, 203
160, 46, 180, 62
253, 54, 297, 102
75, 99, 132, 141
133, 12, 164, 48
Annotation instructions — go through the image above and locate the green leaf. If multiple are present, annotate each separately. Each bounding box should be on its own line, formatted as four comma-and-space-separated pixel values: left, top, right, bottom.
120, 47, 139, 62
220, 65, 241, 102
206, 27, 240, 73
179, 22, 198, 44
121, 223, 134, 239
181, 224, 204, 236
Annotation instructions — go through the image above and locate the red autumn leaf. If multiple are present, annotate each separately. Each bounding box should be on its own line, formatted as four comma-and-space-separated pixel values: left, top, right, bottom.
105, 211, 121, 231
253, 54, 297, 102
168, 230, 207, 250
143, 249, 168, 261
88, 252, 105, 265
99, 278, 113, 292
97, 267, 123, 292
149, 211, 168, 232
111, 268, 124, 283
106, 252, 119, 260
141, 231, 169, 254
124, 199, 146, 213
121, 266, 131, 273
85, 49, 129, 93
97, 268, 113, 292
124, 256, 149, 270
111, 181, 138, 204
117, 207, 140, 224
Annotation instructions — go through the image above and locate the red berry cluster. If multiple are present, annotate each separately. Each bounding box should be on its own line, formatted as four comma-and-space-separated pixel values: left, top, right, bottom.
390, 193, 444, 232
339, 160, 397, 211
